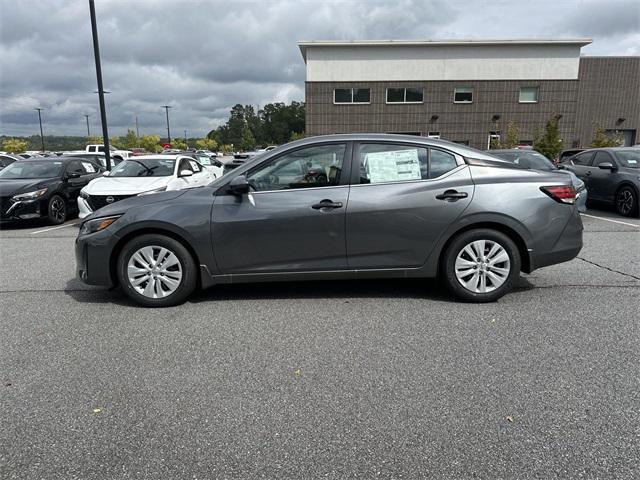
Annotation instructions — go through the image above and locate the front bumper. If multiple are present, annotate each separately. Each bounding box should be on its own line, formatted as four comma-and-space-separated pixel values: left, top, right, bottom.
0, 197, 47, 221
75, 226, 119, 287
77, 197, 93, 219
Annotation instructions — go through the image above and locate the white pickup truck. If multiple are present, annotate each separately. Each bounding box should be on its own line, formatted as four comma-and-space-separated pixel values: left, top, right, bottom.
85, 144, 132, 162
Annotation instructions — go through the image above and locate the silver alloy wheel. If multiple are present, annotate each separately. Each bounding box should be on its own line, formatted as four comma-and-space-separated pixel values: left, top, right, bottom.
617, 189, 634, 216
455, 239, 511, 293
127, 245, 183, 299
50, 197, 65, 222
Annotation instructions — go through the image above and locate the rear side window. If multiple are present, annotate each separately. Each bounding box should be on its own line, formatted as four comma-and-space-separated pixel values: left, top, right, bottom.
358, 144, 458, 184
572, 151, 594, 166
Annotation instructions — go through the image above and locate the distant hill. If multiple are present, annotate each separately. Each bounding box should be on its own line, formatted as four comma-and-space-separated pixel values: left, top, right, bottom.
0, 135, 89, 152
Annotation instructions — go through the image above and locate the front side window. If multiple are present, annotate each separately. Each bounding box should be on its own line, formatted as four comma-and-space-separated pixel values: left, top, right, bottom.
67, 160, 85, 175
593, 151, 614, 167
334, 88, 370, 104
386, 87, 423, 103
615, 150, 640, 168
519, 87, 539, 103
247, 144, 345, 191
572, 151, 594, 166
454, 88, 473, 103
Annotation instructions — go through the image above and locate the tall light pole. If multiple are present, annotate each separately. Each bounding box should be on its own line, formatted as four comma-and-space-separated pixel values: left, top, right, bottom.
135, 115, 140, 140
89, 0, 112, 170
84, 114, 90, 136
161, 105, 172, 144
184, 129, 187, 148
34, 108, 45, 152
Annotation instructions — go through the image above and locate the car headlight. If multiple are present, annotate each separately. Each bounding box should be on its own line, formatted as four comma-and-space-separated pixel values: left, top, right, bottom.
137, 186, 167, 196
79, 215, 121, 235
12, 187, 48, 201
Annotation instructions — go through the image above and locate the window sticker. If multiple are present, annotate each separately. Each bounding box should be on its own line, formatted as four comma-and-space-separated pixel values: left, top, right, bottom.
365, 149, 421, 183
81, 161, 96, 173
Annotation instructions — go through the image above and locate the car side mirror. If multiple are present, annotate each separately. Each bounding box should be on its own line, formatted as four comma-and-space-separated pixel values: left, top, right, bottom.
598, 162, 616, 170
228, 175, 250, 195
179, 169, 193, 177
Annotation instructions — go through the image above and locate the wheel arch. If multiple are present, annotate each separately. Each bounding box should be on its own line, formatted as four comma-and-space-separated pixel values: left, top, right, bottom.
437, 221, 532, 274
109, 227, 202, 287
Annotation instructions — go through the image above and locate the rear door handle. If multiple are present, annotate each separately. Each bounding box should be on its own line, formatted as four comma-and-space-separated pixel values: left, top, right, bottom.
435, 190, 468, 201
312, 199, 343, 210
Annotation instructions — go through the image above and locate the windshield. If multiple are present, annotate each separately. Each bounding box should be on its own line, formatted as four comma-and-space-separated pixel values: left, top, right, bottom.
109, 158, 176, 177
0, 161, 63, 179
491, 151, 555, 171
615, 150, 640, 168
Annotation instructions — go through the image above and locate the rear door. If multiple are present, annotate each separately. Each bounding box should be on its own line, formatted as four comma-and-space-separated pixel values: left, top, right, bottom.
346, 142, 474, 269
567, 151, 595, 185
211, 142, 351, 273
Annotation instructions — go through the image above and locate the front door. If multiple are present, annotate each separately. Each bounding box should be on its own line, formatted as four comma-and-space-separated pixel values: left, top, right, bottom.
346, 143, 474, 269
589, 151, 618, 202
211, 143, 350, 273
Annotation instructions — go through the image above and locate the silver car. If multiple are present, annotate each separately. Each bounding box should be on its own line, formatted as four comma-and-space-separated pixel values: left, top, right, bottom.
75, 134, 583, 307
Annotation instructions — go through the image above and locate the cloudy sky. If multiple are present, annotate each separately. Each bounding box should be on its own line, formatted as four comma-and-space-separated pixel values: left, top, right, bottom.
1, 0, 638, 138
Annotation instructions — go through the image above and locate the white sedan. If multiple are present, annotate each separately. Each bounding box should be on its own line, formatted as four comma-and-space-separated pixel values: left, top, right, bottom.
78, 155, 213, 218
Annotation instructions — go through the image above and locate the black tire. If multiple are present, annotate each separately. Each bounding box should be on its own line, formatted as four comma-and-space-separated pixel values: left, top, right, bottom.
117, 234, 198, 307
615, 186, 639, 217
441, 229, 521, 302
47, 194, 67, 224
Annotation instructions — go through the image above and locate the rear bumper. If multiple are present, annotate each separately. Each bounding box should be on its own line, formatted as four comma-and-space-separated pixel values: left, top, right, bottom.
530, 207, 583, 270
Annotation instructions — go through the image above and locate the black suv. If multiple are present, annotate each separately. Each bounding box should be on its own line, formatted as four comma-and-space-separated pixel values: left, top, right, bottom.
560, 148, 640, 217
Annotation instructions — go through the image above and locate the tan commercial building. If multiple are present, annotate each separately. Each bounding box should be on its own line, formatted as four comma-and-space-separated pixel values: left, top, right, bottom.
299, 39, 640, 150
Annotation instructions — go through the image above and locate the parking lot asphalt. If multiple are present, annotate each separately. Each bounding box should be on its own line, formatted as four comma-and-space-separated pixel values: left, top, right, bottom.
1, 208, 639, 479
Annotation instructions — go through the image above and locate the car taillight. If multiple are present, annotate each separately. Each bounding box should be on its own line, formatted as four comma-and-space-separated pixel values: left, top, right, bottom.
540, 185, 576, 205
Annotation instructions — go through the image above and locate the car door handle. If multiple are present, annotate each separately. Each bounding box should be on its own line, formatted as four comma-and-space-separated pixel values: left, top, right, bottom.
435, 190, 468, 201
312, 199, 343, 210
585, 170, 591, 176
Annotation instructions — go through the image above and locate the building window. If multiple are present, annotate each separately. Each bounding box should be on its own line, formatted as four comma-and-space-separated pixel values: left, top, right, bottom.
334, 88, 370, 104
519, 87, 539, 103
386, 87, 424, 103
427, 131, 440, 139
454, 88, 473, 103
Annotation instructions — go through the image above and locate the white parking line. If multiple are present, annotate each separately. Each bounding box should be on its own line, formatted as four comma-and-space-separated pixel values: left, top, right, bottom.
30, 223, 80, 235
581, 213, 640, 228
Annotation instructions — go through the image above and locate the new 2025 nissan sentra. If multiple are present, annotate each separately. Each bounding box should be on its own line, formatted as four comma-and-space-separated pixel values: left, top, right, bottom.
75, 134, 583, 307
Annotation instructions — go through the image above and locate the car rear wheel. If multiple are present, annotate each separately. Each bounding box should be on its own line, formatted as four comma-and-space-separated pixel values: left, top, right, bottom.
117, 234, 197, 307
442, 229, 521, 302
47, 195, 67, 224
615, 186, 638, 217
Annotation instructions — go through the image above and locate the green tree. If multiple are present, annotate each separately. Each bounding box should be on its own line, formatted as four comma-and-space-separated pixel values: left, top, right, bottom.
534, 115, 563, 160
171, 138, 187, 150
139, 134, 162, 153
122, 129, 138, 149
239, 126, 256, 151
290, 131, 305, 141
2, 138, 29, 153
589, 126, 623, 148
195, 138, 218, 151
502, 121, 520, 149
86, 135, 103, 145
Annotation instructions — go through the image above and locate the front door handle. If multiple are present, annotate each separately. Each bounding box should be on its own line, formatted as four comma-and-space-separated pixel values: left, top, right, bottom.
585, 170, 592, 176
312, 199, 343, 210
435, 190, 468, 201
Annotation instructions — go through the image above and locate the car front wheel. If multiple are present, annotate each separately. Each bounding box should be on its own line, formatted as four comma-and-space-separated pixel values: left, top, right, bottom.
442, 229, 521, 302
117, 234, 197, 307
616, 186, 638, 217
47, 195, 67, 224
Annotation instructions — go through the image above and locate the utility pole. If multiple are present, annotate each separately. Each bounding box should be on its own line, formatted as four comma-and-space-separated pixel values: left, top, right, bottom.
135, 115, 139, 140
184, 129, 187, 148
84, 114, 90, 136
161, 105, 172, 144
34, 108, 45, 152
89, 0, 112, 170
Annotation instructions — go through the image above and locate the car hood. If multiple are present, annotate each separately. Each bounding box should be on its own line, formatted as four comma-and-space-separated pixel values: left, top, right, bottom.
82, 189, 188, 220
83, 176, 171, 195
0, 178, 57, 197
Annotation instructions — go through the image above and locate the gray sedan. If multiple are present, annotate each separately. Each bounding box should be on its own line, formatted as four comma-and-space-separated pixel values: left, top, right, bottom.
75, 134, 583, 307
